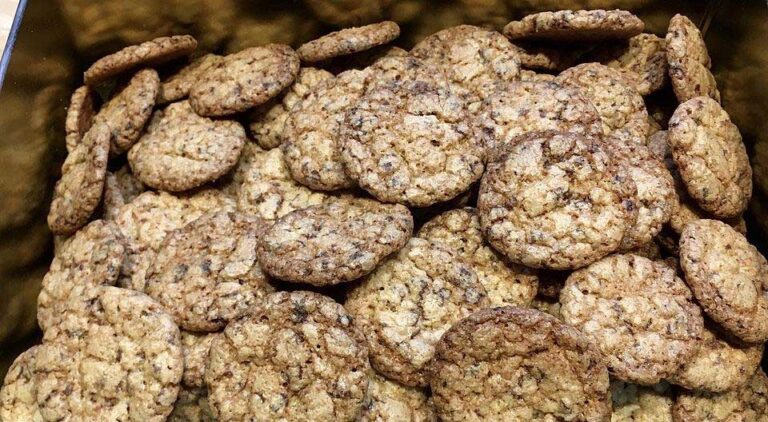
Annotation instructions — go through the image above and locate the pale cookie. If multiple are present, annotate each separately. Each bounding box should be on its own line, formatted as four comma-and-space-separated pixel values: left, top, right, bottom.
561, 254, 704, 384
610, 381, 673, 422
345, 237, 490, 387
180, 332, 221, 389
145, 210, 273, 332
102, 165, 146, 221
34, 286, 183, 422
297, 21, 400, 63
93, 68, 159, 155
666, 14, 721, 103
47, 121, 110, 235
257, 198, 412, 286
672, 370, 768, 422
84, 35, 197, 85
0, 346, 43, 422
478, 131, 637, 270
476, 82, 602, 159
594, 33, 668, 95
503, 9, 644, 42
37, 219, 124, 334
205, 291, 370, 422
114, 189, 235, 291
679, 219, 768, 343
128, 101, 245, 192
418, 207, 538, 307
189, 44, 300, 116
341, 56, 485, 207
668, 96, 751, 218
65, 85, 97, 153
430, 306, 611, 421
359, 372, 436, 422
158, 54, 223, 104
169, 386, 214, 422
556, 62, 650, 144
281, 69, 366, 190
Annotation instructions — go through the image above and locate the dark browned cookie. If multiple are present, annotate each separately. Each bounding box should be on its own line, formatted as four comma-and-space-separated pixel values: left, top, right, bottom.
297, 21, 400, 63
666, 14, 721, 103
503, 9, 643, 42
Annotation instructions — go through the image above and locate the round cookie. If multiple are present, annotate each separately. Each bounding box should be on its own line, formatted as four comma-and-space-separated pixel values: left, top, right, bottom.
672, 369, 768, 422
145, 210, 273, 332
666, 14, 721, 103
478, 131, 637, 270
34, 286, 183, 421
102, 165, 146, 221
679, 219, 768, 343
169, 386, 214, 422
297, 21, 400, 63
128, 101, 245, 192
158, 54, 223, 104
0, 346, 43, 422
556, 62, 650, 144
594, 33, 668, 96
65, 85, 96, 153
180, 331, 221, 389
359, 373, 436, 422
518, 69, 556, 83
610, 381, 673, 422
503, 9, 644, 42
417, 207, 538, 307
84, 35, 197, 86
257, 198, 412, 286
430, 306, 611, 421
47, 121, 110, 235
341, 56, 484, 207
189, 44, 300, 116
668, 96, 751, 218
560, 254, 704, 384
509, 42, 581, 72
345, 237, 490, 387
205, 291, 370, 422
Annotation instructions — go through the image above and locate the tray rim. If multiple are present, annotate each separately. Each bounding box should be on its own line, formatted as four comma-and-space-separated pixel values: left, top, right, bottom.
0, 0, 27, 91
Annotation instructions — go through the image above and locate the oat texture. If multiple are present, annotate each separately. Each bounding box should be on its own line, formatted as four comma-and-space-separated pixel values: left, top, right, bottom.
503, 9, 644, 42
158, 54, 223, 104
0, 346, 43, 422
359, 373, 436, 422
65, 86, 96, 153
666, 14, 721, 103
595, 33, 668, 95
102, 165, 146, 221
180, 331, 221, 389
610, 381, 673, 422
297, 21, 400, 63
672, 370, 768, 422
168, 386, 215, 422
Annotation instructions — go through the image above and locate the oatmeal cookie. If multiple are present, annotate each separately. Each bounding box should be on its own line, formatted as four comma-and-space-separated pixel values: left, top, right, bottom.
666, 14, 721, 103
560, 254, 704, 384
205, 291, 369, 422
102, 165, 146, 221
672, 370, 768, 422
257, 198, 412, 286
679, 219, 768, 343
503, 9, 644, 42
180, 331, 220, 389
189, 44, 300, 116
518, 69, 556, 83
668, 96, 751, 218
478, 131, 636, 270
430, 306, 611, 421
509, 42, 581, 71
610, 381, 673, 422
594, 33, 668, 96
359, 372, 436, 422
345, 238, 490, 387
158, 54, 223, 104
65, 85, 97, 153
530, 297, 563, 320
169, 386, 214, 422
84, 35, 197, 86
297, 21, 400, 63
0, 346, 43, 422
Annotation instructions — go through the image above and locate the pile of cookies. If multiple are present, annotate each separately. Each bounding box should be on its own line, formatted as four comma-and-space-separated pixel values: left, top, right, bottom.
1, 8, 766, 422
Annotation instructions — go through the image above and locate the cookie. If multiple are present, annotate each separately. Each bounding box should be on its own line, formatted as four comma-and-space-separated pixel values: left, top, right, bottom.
189, 44, 300, 116
593, 33, 668, 95
0, 346, 43, 422
64, 85, 97, 153
503, 9, 644, 42
668, 96, 751, 218
257, 198, 412, 286
47, 121, 110, 235
556, 62, 650, 144
518, 69, 556, 83
359, 373, 436, 422
560, 254, 704, 384
666, 14, 721, 103
93, 68, 159, 155
530, 296, 563, 320
478, 131, 637, 270
476, 82, 602, 159
145, 210, 272, 331
672, 369, 768, 422
345, 237, 490, 386
158, 54, 223, 104
430, 306, 611, 421
610, 381, 673, 422
341, 56, 485, 207
509, 42, 581, 71
128, 101, 245, 192
84, 35, 197, 86
679, 219, 768, 343
180, 331, 221, 389
205, 291, 370, 421
281, 69, 366, 190
417, 207, 539, 307
102, 165, 146, 221
297, 21, 400, 63
169, 386, 214, 422
34, 286, 183, 421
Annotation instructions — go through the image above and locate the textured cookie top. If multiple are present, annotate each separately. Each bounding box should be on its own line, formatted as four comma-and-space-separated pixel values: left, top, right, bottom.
0, 346, 43, 422
594, 33, 668, 96
679, 219, 768, 343
257, 198, 412, 286
610, 381, 673, 422
205, 291, 369, 422
158, 54, 223, 104
180, 331, 221, 389
64, 85, 96, 153
478, 131, 636, 270
430, 306, 611, 421
34, 286, 183, 421
418, 207, 538, 307
666, 14, 720, 103
668, 96, 751, 218
503, 9, 643, 42
84, 35, 197, 86
345, 237, 490, 387
359, 373, 436, 422
509, 42, 579, 71
145, 211, 273, 332
673, 370, 768, 422
189, 44, 300, 116
128, 101, 245, 192
168, 386, 214, 422
561, 254, 704, 384
102, 165, 146, 221
297, 21, 400, 63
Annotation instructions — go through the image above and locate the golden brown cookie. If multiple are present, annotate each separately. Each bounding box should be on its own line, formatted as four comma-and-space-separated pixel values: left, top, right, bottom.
509, 42, 581, 71
593, 33, 668, 96
101, 165, 146, 221
503, 9, 644, 42
297, 21, 400, 63
359, 372, 436, 422
64, 85, 97, 153
158, 54, 223, 104
169, 386, 214, 422
0, 346, 43, 422
179, 331, 220, 390
610, 380, 673, 422
666, 14, 721, 103
672, 369, 768, 422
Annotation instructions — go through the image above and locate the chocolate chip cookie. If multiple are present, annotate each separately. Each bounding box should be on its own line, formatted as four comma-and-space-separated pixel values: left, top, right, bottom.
666, 14, 721, 103
503, 9, 644, 42
297, 21, 400, 63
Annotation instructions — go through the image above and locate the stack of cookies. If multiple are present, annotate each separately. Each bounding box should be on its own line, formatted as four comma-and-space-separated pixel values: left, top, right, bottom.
1, 8, 766, 422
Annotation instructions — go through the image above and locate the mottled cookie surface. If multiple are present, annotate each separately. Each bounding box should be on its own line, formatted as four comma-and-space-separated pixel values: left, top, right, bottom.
504, 9, 643, 42
0, 346, 43, 422
673, 370, 768, 422
610, 380, 673, 422
297, 21, 400, 63
666, 14, 721, 103
359, 373, 436, 422
594, 33, 668, 95
64, 85, 96, 153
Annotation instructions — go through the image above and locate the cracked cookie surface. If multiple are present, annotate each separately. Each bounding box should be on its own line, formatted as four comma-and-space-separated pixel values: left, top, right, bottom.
672, 369, 768, 422
0, 346, 43, 422
158, 54, 223, 104
666, 14, 720, 103
610, 380, 673, 422
359, 372, 436, 422
594, 33, 668, 96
